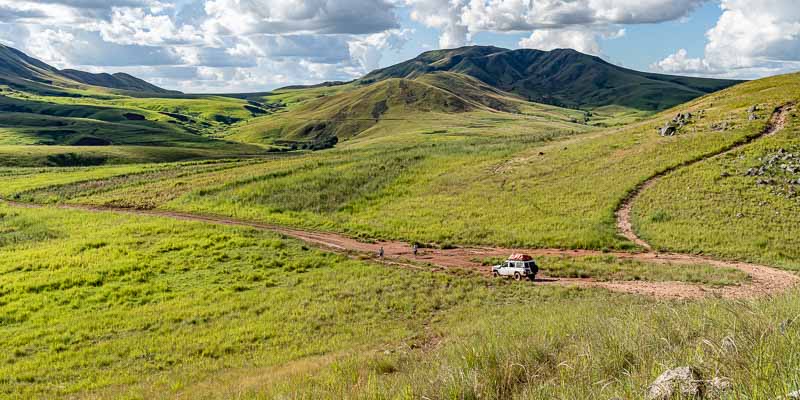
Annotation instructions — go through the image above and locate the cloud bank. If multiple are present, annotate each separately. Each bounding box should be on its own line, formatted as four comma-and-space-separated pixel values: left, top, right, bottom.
653, 0, 800, 78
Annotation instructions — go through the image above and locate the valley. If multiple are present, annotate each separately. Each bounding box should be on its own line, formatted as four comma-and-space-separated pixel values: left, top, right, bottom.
0, 42, 799, 399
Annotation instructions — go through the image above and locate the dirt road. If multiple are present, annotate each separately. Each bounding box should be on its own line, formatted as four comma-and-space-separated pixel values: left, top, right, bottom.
5, 199, 797, 300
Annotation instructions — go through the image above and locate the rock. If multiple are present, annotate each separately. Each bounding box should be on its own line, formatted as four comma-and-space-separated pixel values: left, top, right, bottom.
721, 171, 731, 178
707, 377, 732, 398
748, 105, 759, 113
749, 113, 759, 121
776, 391, 800, 399
647, 367, 703, 400
721, 336, 737, 353
711, 122, 729, 131
736, 213, 744, 218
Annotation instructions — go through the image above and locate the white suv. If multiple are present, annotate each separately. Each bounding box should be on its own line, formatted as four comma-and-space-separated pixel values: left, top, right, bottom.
492, 256, 538, 281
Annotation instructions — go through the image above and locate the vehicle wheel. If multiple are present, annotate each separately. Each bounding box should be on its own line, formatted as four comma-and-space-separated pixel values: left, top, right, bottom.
493, 271, 500, 278
513, 272, 522, 281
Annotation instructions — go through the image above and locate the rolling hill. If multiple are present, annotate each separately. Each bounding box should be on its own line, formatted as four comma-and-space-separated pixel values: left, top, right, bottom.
0, 44, 268, 165
230, 46, 742, 147
227, 73, 579, 147
0, 44, 177, 95
362, 46, 741, 111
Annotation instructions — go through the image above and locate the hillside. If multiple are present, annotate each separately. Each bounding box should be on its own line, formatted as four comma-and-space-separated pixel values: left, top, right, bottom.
227, 74, 582, 148
362, 46, 741, 111
0, 45, 271, 165
59, 70, 178, 94
0, 44, 176, 95
228, 46, 741, 148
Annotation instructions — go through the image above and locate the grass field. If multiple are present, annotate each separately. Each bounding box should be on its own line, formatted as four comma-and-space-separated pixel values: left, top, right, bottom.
1, 204, 798, 399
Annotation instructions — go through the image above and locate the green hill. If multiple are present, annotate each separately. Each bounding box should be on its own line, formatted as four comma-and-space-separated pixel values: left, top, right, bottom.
0, 45, 270, 165
227, 74, 564, 147
362, 46, 741, 111
0, 44, 176, 95
59, 70, 177, 94
228, 46, 740, 147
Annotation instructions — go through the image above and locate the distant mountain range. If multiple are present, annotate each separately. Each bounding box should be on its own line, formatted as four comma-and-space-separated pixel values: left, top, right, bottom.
0, 44, 178, 95
361, 46, 741, 111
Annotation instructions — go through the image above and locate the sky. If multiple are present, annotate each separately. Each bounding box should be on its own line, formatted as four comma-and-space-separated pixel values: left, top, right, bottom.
0, 0, 798, 93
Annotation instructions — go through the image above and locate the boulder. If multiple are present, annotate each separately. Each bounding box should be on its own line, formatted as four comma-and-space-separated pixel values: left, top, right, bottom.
707, 377, 732, 398
711, 122, 729, 132
647, 367, 703, 400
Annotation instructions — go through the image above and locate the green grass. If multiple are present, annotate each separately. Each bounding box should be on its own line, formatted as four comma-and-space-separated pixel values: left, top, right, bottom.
2, 63, 800, 400
1, 204, 797, 399
0, 205, 608, 397
261, 293, 800, 399
539, 255, 748, 285
0, 83, 270, 166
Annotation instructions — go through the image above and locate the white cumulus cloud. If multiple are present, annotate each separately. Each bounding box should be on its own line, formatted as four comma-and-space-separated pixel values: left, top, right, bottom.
653, 0, 800, 78
519, 28, 625, 56
407, 0, 703, 51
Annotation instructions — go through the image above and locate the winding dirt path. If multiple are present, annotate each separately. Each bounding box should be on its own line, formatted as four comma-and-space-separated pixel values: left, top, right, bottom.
2, 104, 797, 300
5, 198, 797, 300
616, 103, 795, 249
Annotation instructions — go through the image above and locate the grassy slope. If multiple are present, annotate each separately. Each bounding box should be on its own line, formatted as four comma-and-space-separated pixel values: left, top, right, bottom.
13, 74, 798, 256
0, 89, 267, 166
155, 76, 790, 252
633, 73, 800, 269
0, 44, 271, 165
226, 73, 591, 147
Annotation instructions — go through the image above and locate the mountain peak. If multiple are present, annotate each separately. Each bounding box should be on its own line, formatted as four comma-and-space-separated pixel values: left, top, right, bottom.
361, 45, 741, 111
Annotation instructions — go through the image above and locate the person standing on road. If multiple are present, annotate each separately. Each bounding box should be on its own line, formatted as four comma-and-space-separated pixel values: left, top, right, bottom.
413, 243, 418, 257
379, 246, 384, 260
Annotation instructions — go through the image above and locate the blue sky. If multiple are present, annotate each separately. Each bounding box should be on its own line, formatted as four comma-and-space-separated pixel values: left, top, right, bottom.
0, 0, 798, 93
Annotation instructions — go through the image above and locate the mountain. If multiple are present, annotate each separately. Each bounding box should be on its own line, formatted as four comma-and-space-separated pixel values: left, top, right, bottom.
361, 46, 741, 111
229, 46, 743, 147
228, 77, 506, 147
59, 70, 176, 94
0, 44, 178, 95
